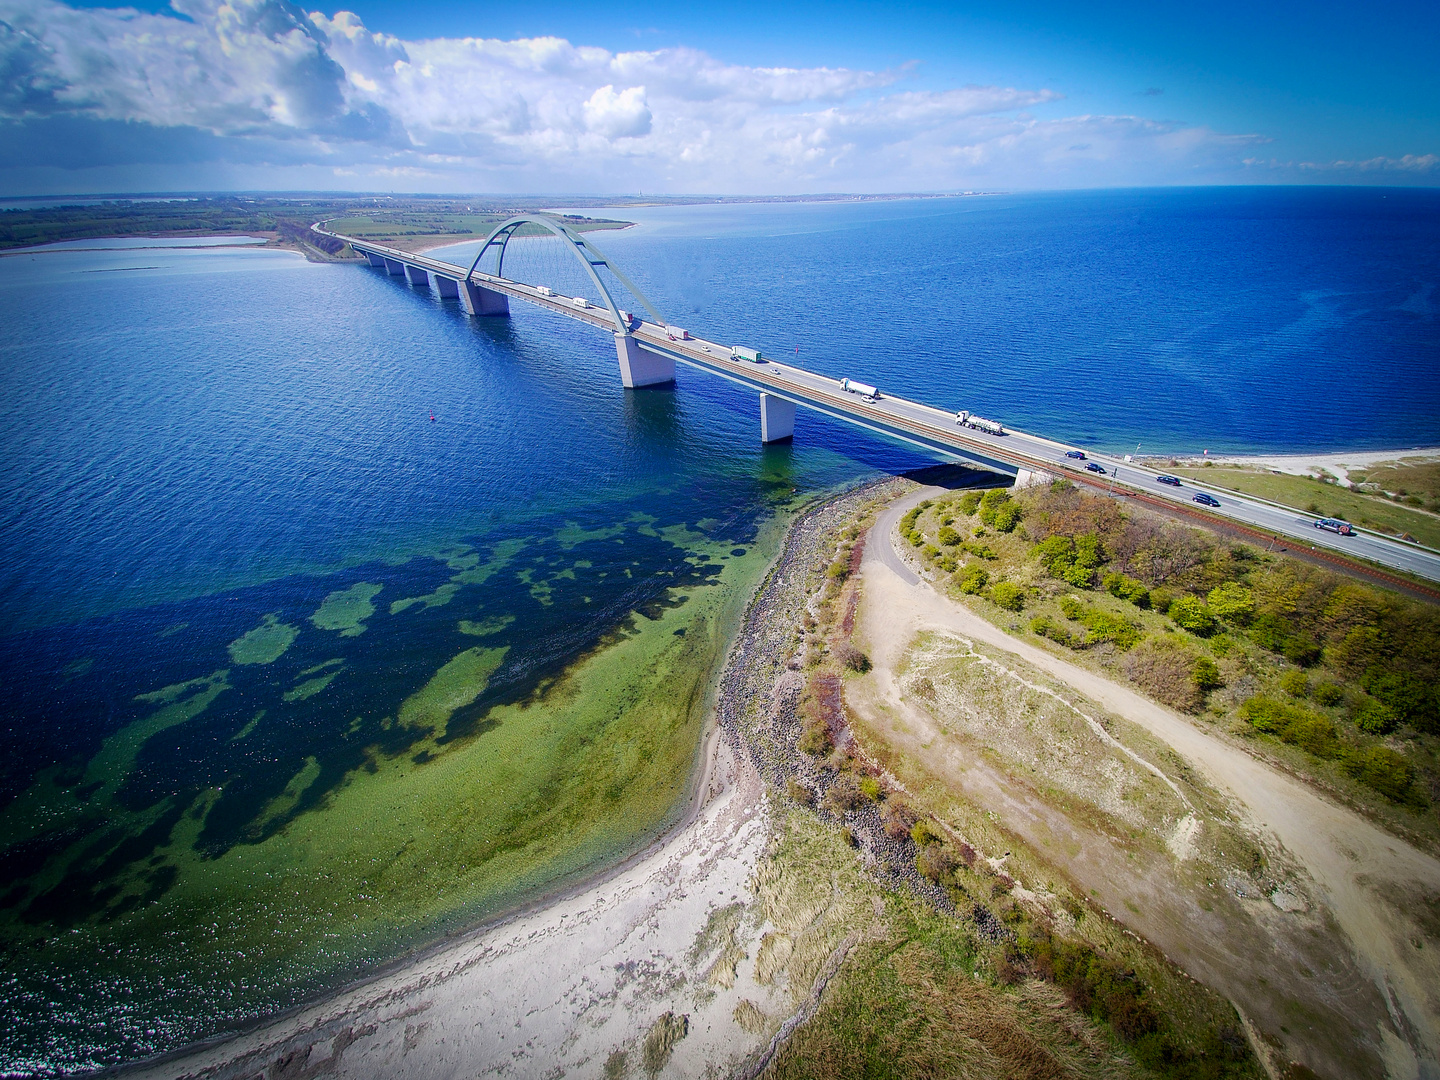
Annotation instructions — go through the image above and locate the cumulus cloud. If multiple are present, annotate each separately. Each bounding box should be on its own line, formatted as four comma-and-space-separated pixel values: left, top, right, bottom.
0, 0, 1355, 192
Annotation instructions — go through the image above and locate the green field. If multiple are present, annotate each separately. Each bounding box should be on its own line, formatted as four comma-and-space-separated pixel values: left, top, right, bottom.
0, 197, 630, 252
1169, 465, 1440, 550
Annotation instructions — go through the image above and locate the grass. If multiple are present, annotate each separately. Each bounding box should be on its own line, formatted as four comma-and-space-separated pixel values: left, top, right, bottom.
1167, 465, 1440, 549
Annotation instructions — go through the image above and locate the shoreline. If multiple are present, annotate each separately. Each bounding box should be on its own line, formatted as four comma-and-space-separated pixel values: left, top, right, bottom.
110, 484, 880, 1079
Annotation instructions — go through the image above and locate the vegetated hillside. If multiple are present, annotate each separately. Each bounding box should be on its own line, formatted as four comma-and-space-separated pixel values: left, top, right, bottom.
742, 489, 1262, 1080
898, 482, 1440, 846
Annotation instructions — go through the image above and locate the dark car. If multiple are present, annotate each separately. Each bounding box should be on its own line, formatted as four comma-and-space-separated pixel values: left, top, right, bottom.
1193, 493, 1220, 507
1085, 461, 1106, 474
1156, 475, 1182, 487
1314, 518, 1354, 536
1066, 450, 1087, 460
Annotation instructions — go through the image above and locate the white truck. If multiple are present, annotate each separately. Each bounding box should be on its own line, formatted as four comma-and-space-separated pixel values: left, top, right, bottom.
535, 285, 553, 297
731, 346, 766, 363
570, 296, 591, 309
665, 324, 691, 340
840, 378, 880, 399
956, 410, 1005, 435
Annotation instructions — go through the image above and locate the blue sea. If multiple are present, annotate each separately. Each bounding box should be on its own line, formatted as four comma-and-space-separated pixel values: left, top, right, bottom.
0, 186, 1436, 1073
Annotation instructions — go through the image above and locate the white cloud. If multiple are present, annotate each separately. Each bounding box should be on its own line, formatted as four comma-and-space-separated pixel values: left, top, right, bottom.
0, 0, 1394, 193
1301, 153, 1439, 173
582, 85, 651, 139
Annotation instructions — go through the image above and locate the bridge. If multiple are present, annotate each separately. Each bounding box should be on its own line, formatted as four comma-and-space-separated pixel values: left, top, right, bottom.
314, 217, 1440, 590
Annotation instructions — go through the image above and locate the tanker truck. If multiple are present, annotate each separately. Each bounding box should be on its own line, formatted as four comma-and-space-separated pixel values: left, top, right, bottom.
956, 410, 1006, 435
840, 378, 880, 399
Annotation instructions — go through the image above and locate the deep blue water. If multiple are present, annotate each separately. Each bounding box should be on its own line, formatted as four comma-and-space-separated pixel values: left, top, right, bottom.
0, 187, 1436, 1072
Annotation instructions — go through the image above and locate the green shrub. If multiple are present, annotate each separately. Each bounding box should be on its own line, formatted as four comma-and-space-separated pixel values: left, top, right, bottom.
1168, 595, 1216, 636
910, 818, 944, 847
1340, 745, 1419, 804
989, 581, 1025, 611
908, 529, 924, 547
1030, 614, 1076, 647
1059, 595, 1141, 649
1073, 533, 1103, 569
826, 561, 849, 579
991, 502, 1022, 532
1240, 697, 1339, 758
1103, 572, 1150, 607
923, 544, 940, 559
1036, 535, 1075, 576
978, 489, 1009, 525
785, 777, 814, 806
958, 490, 982, 515
1148, 587, 1177, 616
918, 499, 933, 510
957, 565, 989, 594
1063, 564, 1097, 589
1315, 681, 1346, 707
1365, 672, 1440, 734
1353, 699, 1398, 736
1207, 582, 1255, 625
858, 776, 882, 801
834, 642, 872, 673
962, 541, 998, 560
1279, 669, 1309, 698
938, 556, 958, 573
937, 525, 962, 546
1193, 655, 1223, 692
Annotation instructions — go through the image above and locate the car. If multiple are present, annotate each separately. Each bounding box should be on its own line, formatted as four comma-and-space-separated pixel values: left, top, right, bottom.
1314, 518, 1354, 536
1192, 493, 1220, 507
1066, 450, 1087, 460
860, 395, 876, 404
1156, 475, 1182, 487
1085, 461, 1106, 474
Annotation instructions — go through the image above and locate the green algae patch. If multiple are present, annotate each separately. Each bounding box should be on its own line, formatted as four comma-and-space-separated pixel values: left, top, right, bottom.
391, 540, 526, 615
228, 615, 299, 664
397, 646, 508, 740
312, 583, 382, 636
555, 521, 625, 550
459, 615, 514, 637
283, 663, 344, 702
0, 508, 790, 1067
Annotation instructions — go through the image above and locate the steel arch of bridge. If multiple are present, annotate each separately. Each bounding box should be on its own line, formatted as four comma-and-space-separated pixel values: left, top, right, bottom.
467, 216, 666, 335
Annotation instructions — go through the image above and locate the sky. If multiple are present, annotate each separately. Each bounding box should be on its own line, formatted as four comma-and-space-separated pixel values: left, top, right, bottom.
1, 0, 1437, 196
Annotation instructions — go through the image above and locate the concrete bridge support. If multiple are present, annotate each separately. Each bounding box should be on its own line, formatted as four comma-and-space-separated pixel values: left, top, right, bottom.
759, 393, 796, 443
364, 252, 386, 269
404, 264, 429, 286
616, 335, 675, 388
383, 258, 406, 277
434, 275, 460, 299
456, 280, 510, 316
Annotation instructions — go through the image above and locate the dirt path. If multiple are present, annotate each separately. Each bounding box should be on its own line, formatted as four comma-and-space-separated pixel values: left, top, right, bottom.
857, 489, 1440, 1080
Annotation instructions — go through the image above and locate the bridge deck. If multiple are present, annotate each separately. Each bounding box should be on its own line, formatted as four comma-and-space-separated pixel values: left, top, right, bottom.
330, 232, 1440, 589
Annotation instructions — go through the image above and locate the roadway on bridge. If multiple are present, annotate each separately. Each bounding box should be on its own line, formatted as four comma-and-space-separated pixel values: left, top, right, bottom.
331, 231, 1440, 588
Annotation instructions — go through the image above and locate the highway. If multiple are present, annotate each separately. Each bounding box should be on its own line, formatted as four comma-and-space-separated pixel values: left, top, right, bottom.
325, 230, 1440, 589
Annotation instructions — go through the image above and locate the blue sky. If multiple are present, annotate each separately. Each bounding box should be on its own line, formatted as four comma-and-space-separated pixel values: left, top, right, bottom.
4, 0, 1437, 195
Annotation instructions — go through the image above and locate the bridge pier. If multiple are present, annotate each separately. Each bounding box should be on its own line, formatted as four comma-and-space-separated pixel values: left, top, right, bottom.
456, 280, 510, 316
383, 257, 406, 277
434, 275, 460, 299
759, 393, 796, 443
363, 252, 386, 269
616, 335, 675, 388
404, 264, 429, 286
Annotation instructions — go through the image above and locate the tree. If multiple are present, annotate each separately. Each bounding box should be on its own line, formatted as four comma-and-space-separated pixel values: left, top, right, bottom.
1168, 595, 1216, 636
1207, 582, 1255, 625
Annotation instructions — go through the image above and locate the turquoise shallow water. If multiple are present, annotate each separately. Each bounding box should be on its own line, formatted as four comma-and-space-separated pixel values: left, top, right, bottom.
0, 188, 1437, 1073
